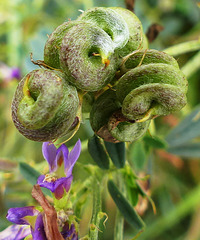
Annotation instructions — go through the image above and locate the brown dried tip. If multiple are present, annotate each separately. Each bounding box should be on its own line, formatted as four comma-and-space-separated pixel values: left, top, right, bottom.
146, 23, 164, 43
125, 0, 136, 12
102, 58, 110, 68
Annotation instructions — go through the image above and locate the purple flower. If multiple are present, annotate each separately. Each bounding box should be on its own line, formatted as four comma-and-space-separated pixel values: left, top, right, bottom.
37, 139, 81, 199
0, 225, 31, 240
7, 206, 39, 225
31, 213, 46, 240
61, 223, 78, 240
0, 62, 21, 83
4, 206, 47, 240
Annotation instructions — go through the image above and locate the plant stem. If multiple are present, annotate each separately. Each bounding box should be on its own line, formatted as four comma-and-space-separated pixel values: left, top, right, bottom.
114, 173, 124, 240
139, 183, 200, 240
181, 51, 200, 78
163, 39, 200, 56
89, 178, 102, 240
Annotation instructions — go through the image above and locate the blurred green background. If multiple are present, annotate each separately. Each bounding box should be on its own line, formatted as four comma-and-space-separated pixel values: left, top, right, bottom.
0, 0, 200, 239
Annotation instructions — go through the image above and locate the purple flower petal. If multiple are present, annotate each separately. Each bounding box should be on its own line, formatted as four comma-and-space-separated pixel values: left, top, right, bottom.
42, 142, 57, 173
0, 225, 31, 240
61, 223, 78, 240
11, 68, 21, 79
64, 139, 81, 177
37, 175, 73, 199
54, 176, 73, 199
56, 144, 69, 167
31, 213, 47, 240
7, 206, 39, 225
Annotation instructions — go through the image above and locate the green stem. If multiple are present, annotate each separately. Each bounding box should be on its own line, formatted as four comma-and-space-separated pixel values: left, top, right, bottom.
89, 178, 102, 240
181, 51, 200, 78
139, 183, 200, 240
114, 173, 124, 240
163, 39, 200, 56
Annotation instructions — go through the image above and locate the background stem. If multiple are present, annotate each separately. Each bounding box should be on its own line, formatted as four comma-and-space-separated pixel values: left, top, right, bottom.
89, 178, 102, 240
114, 173, 125, 240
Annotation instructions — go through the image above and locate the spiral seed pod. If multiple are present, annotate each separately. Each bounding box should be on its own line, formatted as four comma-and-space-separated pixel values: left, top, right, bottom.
60, 22, 119, 91
90, 89, 150, 142
44, 20, 82, 69
82, 92, 95, 113
12, 69, 79, 141
116, 50, 188, 121
121, 49, 179, 74
77, 7, 129, 50
110, 7, 148, 57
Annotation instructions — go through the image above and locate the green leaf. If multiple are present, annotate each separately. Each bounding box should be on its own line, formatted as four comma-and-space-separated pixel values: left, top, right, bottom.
143, 135, 168, 149
167, 142, 200, 158
104, 141, 125, 168
88, 135, 110, 169
127, 186, 139, 206
19, 162, 40, 185
19, 162, 51, 196
108, 180, 145, 230
166, 105, 200, 147
129, 141, 146, 170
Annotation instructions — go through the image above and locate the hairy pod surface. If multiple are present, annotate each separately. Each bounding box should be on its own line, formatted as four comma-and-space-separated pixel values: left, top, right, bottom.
44, 20, 83, 69
90, 89, 150, 142
110, 7, 148, 56
12, 69, 79, 141
60, 22, 119, 91
121, 49, 179, 74
116, 50, 188, 121
77, 7, 129, 50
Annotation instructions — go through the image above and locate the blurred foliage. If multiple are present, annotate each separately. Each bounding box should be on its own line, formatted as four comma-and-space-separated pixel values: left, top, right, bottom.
0, 0, 200, 239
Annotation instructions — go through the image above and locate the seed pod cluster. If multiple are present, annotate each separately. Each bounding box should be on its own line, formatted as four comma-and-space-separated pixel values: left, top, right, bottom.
11, 7, 187, 142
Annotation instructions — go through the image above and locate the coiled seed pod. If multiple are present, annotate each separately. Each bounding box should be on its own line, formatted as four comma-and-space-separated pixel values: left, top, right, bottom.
121, 49, 179, 74
60, 22, 119, 91
110, 7, 148, 57
77, 7, 129, 50
44, 20, 82, 69
116, 49, 188, 121
12, 69, 79, 141
90, 89, 150, 142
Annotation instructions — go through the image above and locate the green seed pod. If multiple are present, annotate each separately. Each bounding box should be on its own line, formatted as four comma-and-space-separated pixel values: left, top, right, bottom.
110, 7, 148, 57
116, 50, 188, 121
82, 92, 95, 113
108, 116, 150, 142
121, 49, 179, 74
90, 89, 150, 142
60, 22, 119, 91
77, 7, 129, 50
44, 20, 82, 69
12, 69, 79, 141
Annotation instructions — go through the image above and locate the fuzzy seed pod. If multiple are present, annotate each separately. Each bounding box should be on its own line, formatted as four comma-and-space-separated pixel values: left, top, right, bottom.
90, 89, 150, 142
44, 20, 82, 69
12, 69, 79, 141
60, 22, 119, 91
110, 7, 148, 56
77, 7, 129, 50
117, 49, 188, 121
